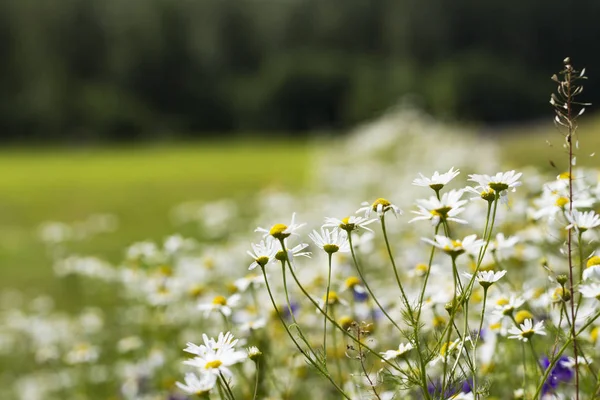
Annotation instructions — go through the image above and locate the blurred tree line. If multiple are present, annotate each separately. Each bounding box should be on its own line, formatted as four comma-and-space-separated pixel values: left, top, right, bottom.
0, 0, 598, 141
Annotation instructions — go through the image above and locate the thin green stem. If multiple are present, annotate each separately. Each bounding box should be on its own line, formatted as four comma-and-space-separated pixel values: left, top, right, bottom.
220, 372, 237, 400
286, 263, 404, 373
252, 362, 260, 400
347, 233, 402, 332
260, 266, 351, 400
323, 252, 333, 363
472, 287, 488, 399
331, 307, 343, 385
380, 215, 412, 313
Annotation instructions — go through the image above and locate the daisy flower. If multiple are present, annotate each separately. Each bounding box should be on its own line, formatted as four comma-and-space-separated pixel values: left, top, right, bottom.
583, 256, 600, 281
198, 294, 241, 317
255, 212, 306, 240
247, 236, 278, 270
421, 234, 484, 258
490, 233, 519, 260
183, 333, 247, 379
579, 283, 600, 300
323, 215, 376, 233
273, 242, 311, 269
247, 346, 262, 361
409, 189, 468, 226
492, 294, 525, 318
412, 167, 460, 191
463, 270, 507, 289
308, 227, 350, 254
176, 372, 216, 396
380, 342, 414, 360
507, 319, 546, 342
356, 198, 403, 218
468, 170, 522, 204
566, 210, 600, 232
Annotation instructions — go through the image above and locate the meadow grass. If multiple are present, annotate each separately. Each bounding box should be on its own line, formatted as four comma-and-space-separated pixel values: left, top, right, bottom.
2, 118, 598, 299
0, 140, 310, 294
498, 115, 600, 170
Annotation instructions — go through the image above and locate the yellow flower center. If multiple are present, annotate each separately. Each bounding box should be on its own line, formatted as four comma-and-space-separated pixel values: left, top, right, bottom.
481, 189, 496, 202
339, 217, 356, 231
205, 360, 223, 369
591, 326, 599, 344
323, 291, 339, 305
345, 276, 361, 288
496, 297, 509, 306
587, 256, 600, 268
372, 198, 391, 211
432, 315, 446, 328
415, 263, 428, 276
189, 285, 204, 298
489, 322, 502, 331
515, 310, 533, 324
555, 197, 569, 208
558, 172, 570, 180
339, 316, 354, 330
212, 295, 227, 306
432, 206, 452, 218
269, 223, 289, 239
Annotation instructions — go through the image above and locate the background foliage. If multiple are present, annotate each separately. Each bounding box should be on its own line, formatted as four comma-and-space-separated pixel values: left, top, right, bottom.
1, 0, 598, 141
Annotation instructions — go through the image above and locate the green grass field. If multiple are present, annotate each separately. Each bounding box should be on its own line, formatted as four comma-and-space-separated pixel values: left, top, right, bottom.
498, 117, 600, 170
0, 141, 310, 297
2, 119, 598, 299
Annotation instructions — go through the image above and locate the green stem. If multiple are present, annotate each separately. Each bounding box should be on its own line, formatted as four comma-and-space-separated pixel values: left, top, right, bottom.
472, 287, 488, 399
220, 372, 237, 400
252, 361, 260, 400
260, 266, 351, 400
323, 252, 333, 363
331, 307, 343, 385
286, 263, 404, 373
347, 233, 402, 332
380, 215, 412, 313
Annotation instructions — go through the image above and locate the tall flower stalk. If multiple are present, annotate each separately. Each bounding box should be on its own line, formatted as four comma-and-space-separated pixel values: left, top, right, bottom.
550, 57, 590, 399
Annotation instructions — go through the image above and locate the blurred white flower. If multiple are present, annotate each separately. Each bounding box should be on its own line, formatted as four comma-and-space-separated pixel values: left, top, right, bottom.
412, 167, 460, 190
422, 234, 484, 257
566, 210, 600, 232
507, 319, 546, 342
356, 198, 402, 218
255, 212, 306, 240
409, 189, 468, 226
308, 228, 349, 254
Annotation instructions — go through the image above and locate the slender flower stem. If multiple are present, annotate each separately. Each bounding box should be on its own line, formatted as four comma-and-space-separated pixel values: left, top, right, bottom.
527, 340, 544, 375
380, 215, 412, 313
220, 372, 237, 400
331, 307, 343, 385
562, 61, 580, 400
472, 287, 488, 399
252, 361, 260, 400
285, 263, 406, 374
347, 234, 403, 332
441, 256, 460, 396
323, 252, 333, 363
260, 266, 351, 399
416, 224, 441, 320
